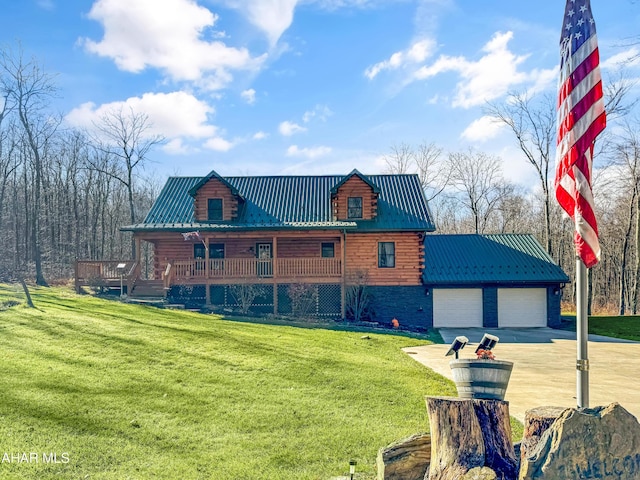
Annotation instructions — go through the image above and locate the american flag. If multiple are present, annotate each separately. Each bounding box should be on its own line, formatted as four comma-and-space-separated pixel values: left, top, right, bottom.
181, 231, 202, 241
555, 0, 606, 268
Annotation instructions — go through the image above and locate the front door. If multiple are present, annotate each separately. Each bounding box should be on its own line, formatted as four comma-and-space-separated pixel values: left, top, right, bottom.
256, 243, 273, 277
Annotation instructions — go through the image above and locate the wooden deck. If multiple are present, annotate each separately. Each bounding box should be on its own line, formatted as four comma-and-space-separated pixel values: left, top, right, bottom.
75, 260, 139, 293
75, 257, 343, 293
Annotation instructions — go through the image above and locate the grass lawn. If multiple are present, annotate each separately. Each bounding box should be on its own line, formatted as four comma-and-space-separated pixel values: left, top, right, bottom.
0, 285, 456, 480
587, 315, 640, 341
561, 314, 640, 341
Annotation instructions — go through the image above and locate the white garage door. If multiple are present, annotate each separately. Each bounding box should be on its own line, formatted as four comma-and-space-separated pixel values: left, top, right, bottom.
498, 288, 547, 327
433, 289, 483, 328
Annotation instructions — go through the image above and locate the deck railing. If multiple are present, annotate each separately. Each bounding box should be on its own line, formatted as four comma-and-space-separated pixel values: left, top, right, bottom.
169, 257, 342, 280
277, 258, 342, 277
76, 257, 343, 292
75, 260, 138, 292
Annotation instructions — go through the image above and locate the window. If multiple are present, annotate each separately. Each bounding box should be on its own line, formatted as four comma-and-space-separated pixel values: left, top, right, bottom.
321, 242, 335, 258
209, 243, 225, 259
347, 197, 363, 219
378, 242, 395, 268
209, 243, 225, 271
195, 243, 224, 259
194, 243, 206, 259
207, 198, 223, 221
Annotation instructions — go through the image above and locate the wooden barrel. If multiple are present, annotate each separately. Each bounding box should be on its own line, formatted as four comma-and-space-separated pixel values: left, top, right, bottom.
449, 359, 514, 400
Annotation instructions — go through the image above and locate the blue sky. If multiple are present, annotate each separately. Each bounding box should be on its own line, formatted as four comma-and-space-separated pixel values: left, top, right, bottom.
4, 0, 639, 188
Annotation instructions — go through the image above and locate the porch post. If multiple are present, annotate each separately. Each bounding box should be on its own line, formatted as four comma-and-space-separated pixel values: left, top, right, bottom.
134, 236, 142, 261
205, 235, 211, 305
341, 230, 346, 318
273, 236, 278, 314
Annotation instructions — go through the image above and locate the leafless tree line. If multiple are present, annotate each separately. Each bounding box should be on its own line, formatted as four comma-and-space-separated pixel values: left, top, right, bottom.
0, 46, 162, 287
385, 78, 640, 315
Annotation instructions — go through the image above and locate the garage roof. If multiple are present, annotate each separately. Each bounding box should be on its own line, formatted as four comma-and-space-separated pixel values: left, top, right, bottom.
422, 234, 569, 285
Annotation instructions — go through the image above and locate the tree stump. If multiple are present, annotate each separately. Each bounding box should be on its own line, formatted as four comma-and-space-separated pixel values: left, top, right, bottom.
426, 396, 518, 480
519, 406, 565, 463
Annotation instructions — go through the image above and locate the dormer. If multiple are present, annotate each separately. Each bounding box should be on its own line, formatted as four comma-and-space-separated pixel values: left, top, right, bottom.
188, 170, 243, 222
330, 170, 380, 221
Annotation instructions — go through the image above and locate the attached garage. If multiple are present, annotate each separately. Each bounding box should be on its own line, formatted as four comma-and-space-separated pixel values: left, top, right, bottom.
433, 289, 483, 328
423, 234, 569, 329
498, 288, 547, 327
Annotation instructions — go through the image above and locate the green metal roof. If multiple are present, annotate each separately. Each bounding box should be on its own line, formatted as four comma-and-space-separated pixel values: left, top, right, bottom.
329, 169, 381, 195
122, 173, 435, 232
187, 170, 243, 198
422, 234, 569, 285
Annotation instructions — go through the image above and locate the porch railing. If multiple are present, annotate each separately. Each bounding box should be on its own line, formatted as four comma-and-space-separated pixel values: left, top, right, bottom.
277, 258, 342, 277
169, 257, 342, 280
75, 260, 138, 292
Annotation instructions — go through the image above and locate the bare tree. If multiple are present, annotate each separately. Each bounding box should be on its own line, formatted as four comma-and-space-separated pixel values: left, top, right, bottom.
90, 107, 164, 258
485, 93, 555, 253
0, 46, 58, 286
448, 149, 512, 234
384, 141, 449, 201
611, 119, 640, 313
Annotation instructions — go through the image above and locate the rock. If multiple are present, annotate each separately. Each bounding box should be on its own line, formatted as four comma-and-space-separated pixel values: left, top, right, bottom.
519, 406, 566, 464
377, 432, 431, 480
518, 402, 640, 479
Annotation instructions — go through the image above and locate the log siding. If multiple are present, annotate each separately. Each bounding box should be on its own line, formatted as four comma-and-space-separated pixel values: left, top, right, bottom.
332, 176, 378, 220
345, 232, 424, 286
193, 178, 239, 221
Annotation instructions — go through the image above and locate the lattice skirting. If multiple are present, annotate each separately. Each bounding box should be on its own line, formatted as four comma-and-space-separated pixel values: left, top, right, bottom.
168, 283, 342, 318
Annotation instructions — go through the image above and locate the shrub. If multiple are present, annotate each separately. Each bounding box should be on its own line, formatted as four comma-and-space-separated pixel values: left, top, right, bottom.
287, 283, 318, 318
228, 283, 267, 314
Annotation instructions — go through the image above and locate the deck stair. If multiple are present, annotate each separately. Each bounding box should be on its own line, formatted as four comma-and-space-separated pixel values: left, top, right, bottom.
130, 279, 165, 299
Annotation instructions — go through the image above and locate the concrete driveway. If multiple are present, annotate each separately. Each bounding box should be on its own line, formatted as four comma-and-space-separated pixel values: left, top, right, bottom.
403, 328, 640, 422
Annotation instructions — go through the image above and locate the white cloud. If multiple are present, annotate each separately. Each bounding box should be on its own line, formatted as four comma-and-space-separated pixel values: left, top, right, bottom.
413, 31, 532, 108
253, 131, 268, 140
66, 91, 217, 139
215, 0, 298, 46
279, 120, 307, 136
460, 115, 505, 142
302, 104, 333, 123
241, 88, 257, 104
365, 38, 436, 79
204, 137, 234, 151
225, 0, 384, 46
65, 91, 237, 154
524, 66, 558, 97
286, 145, 332, 158
81, 0, 264, 90
602, 47, 640, 69
163, 138, 192, 155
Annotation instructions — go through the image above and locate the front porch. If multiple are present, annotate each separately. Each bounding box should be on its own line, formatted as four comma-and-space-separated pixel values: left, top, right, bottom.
74, 257, 346, 317
76, 230, 352, 316
166, 257, 342, 283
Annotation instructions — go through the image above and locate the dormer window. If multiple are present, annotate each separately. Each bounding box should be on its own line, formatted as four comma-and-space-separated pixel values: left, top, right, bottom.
208, 198, 223, 221
347, 197, 362, 219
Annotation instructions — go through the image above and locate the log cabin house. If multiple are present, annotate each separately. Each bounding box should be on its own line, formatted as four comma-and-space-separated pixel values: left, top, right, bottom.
76, 169, 436, 325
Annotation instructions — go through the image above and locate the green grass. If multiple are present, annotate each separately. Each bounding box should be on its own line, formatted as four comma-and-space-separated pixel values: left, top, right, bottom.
587, 315, 640, 341
0, 285, 456, 479
560, 314, 640, 341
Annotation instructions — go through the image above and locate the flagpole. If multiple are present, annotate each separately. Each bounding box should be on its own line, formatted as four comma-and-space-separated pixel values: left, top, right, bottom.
576, 257, 589, 409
